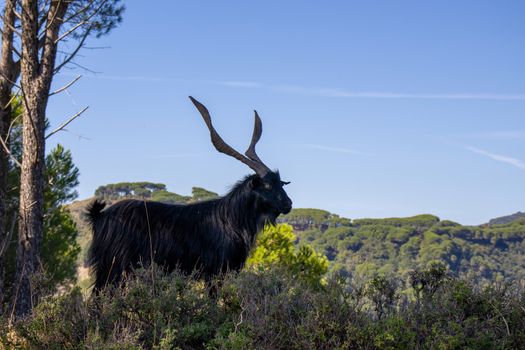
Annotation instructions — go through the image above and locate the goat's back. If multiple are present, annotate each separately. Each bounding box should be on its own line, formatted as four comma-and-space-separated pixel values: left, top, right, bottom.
87, 199, 251, 291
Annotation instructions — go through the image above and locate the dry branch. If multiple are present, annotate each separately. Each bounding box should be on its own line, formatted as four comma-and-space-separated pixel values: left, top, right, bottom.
0, 133, 21, 167
0, 211, 17, 258
49, 74, 81, 96
45, 105, 88, 139
53, 28, 90, 73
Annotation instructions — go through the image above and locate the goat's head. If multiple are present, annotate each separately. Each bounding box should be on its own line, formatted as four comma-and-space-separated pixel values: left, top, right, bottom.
190, 96, 292, 215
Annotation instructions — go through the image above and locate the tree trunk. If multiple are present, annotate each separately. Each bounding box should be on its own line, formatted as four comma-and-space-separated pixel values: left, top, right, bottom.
0, 94, 10, 316
0, 0, 17, 314
0, 91, 11, 315
12, 87, 47, 316
12, 0, 69, 317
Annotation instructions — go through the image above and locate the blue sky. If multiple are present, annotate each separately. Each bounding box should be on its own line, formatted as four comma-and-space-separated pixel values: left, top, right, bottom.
46, 0, 524, 225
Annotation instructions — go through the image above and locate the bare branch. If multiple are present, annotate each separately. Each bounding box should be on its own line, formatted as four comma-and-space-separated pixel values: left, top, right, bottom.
53, 27, 90, 74
490, 302, 510, 336
54, 18, 87, 44
57, 49, 84, 58
10, 45, 21, 58
2, 89, 20, 109
66, 60, 100, 74
6, 109, 22, 143
37, 0, 51, 35
0, 13, 22, 37
38, 0, 62, 39
49, 74, 81, 96
0, 69, 21, 90
0, 133, 21, 167
0, 211, 17, 258
55, 0, 109, 44
62, 0, 98, 23
45, 105, 89, 139
13, 9, 21, 21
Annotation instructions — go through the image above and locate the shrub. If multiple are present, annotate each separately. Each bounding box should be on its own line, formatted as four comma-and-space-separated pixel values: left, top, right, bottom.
2, 265, 524, 349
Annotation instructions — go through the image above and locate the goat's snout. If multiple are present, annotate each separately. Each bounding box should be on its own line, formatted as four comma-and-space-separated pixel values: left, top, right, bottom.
281, 198, 292, 214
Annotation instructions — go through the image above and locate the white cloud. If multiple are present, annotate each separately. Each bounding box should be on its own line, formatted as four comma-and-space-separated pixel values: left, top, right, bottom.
466, 146, 525, 171
59, 73, 525, 101
461, 131, 525, 140
274, 85, 525, 100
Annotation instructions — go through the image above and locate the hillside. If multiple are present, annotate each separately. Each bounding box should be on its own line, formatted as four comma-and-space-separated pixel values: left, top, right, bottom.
488, 211, 525, 226
69, 182, 525, 287
284, 210, 525, 285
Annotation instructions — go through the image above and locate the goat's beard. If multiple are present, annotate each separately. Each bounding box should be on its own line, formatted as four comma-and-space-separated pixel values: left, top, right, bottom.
267, 215, 278, 226
256, 211, 279, 232
265, 212, 279, 227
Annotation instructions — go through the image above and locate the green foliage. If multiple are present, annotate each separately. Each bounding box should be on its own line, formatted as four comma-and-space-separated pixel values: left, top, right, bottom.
40, 145, 81, 288
191, 187, 219, 201
65, 0, 125, 40
9, 288, 88, 348
4, 111, 81, 296
353, 214, 440, 228
291, 210, 525, 287
44, 145, 79, 205
3, 265, 524, 349
281, 208, 332, 223
150, 190, 190, 204
366, 276, 398, 320
409, 262, 448, 300
279, 208, 351, 231
95, 181, 167, 200
41, 206, 80, 288
95, 182, 219, 204
247, 224, 329, 286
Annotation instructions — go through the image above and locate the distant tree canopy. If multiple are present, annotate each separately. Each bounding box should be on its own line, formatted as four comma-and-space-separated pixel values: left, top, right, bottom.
95, 182, 219, 204
95, 182, 167, 199
352, 214, 441, 228
191, 187, 220, 201
280, 208, 525, 286
278, 208, 351, 232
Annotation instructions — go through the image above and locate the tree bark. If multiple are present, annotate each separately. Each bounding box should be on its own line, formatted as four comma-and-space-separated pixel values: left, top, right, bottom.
12, 0, 69, 317
0, 0, 17, 315
7, 0, 121, 316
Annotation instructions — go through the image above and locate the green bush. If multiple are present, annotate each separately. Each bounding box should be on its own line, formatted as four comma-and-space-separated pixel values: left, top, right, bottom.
2, 265, 524, 349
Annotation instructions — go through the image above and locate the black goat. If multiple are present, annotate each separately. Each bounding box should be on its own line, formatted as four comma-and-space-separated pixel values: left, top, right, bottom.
87, 97, 292, 291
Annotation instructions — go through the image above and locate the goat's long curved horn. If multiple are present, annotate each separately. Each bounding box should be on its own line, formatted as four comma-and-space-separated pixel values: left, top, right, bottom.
189, 96, 270, 176
245, 111, 271, 174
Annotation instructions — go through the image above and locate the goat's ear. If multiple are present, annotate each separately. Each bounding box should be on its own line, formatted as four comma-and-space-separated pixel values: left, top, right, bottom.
249, 176, 263, 189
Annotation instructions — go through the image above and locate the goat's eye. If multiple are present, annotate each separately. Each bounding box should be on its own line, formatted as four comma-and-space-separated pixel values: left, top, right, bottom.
264, 183, 272, 191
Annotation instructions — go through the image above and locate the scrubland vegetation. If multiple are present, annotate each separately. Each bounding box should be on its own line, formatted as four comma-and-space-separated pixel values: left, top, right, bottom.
2, 207, 525, 349
1, 263, 524, 349
2, 180, 524, 349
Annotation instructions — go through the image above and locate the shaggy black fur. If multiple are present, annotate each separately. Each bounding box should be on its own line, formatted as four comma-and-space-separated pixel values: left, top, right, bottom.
87, 172, 292, 291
